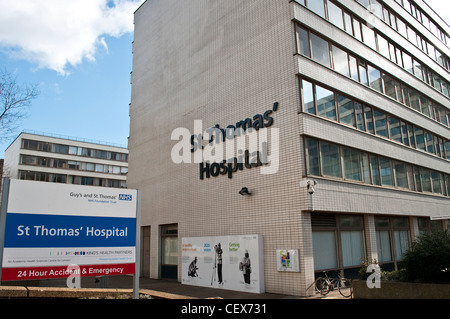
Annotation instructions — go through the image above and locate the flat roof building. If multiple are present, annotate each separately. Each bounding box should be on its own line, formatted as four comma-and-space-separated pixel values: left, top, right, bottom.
4, 131, 128, 189
128, 0, 450, 296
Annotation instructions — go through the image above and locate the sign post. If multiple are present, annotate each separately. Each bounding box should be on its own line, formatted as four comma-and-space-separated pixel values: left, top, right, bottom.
0, 179, 140, 297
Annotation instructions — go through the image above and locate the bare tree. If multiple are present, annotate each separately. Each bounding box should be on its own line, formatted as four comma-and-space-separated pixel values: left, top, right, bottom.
0, 69, 39, 140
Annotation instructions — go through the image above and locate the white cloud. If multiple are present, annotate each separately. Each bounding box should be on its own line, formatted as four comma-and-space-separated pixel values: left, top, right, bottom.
0, 0, 144, 75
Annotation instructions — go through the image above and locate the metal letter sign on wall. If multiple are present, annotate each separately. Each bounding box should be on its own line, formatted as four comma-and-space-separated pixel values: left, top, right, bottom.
0, 179, 139, 284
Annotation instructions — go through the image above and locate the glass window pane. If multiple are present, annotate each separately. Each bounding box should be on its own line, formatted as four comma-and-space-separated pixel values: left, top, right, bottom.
394, 162, 408, 189
353, 18, 362, 41
414, 127, 426, 151
376, 230, 393, 262
420, 96, 431, 117
359, 62, 368, 86
368, 65, 382, 92
408, 89, 421, 111
313, 231, 338, 270
425, 132, 435, 154
343, 148, 361, 181
361, 152, 371, 184
332, 45, 349, 77
308, 0, 326, 18
344, 12, 352, 35
420, 168, 432, 192
370, 155, 380, 185
401, 122, 409, 146
365, 106, 374, 133
338, 95, 356, 127
327, 0, 344, 29
394, 230, 410, 260
361, 24, 376, 50
302, 79, 315, 114
340, 215, 363, 228
379, 157, 393, 186
431, 171, 442, 194
306, 138, 320, 175
349, 55, 359, 82
162, 236, 178, 265
355, 102, 364, 131
377, 35, 390, 59
316, 85, 336, 120
383, 74, 397, 99
403, 52, 413, 73
374, 109, 388, 138
320, 142, 342, 177
341, 231, 365, 267
297, 25, 310, 57
389, 117, 402, 143
311, 33, 331, 67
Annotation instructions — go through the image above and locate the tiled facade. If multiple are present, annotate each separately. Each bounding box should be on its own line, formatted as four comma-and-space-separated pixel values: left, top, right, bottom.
129, 0, 449, 296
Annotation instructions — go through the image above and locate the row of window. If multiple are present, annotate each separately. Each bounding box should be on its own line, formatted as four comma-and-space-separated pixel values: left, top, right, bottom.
22, 139, 128, 162
295, 0, 450, 99
312, 214, 419, 272
300, 79, 450, 160
355, 0, 450, 71
295, 24, 450, 128
394, 0, 450, 48
19, 170, 127, 188
20, 155, 128, 175
305, 137, 450, 196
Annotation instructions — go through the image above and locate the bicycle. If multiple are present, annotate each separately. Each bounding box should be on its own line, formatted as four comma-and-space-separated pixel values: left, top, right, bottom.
315, 271, 353, 298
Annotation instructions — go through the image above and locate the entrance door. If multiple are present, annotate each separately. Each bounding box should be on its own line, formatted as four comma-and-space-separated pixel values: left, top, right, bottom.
161, 224, 178, 279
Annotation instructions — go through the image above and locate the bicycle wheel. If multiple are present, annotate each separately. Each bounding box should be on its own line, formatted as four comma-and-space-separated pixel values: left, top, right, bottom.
337, 278, 352, 298
315, 277, 330, 295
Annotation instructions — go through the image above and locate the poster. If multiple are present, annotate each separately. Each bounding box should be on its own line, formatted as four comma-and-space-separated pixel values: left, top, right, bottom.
181, 234, 264, 293
276, 249, 300, 272
0, 179, 138, 281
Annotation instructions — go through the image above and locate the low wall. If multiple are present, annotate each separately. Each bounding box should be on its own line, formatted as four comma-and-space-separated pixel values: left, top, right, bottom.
353, 280, 450, 299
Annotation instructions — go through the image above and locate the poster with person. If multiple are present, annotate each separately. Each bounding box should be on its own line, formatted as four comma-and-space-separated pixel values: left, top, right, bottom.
181, 234, 264, 293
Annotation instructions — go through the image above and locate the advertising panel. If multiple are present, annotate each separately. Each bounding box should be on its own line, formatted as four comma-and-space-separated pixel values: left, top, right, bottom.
181, 234, 264, 293
0, 179, 138, 281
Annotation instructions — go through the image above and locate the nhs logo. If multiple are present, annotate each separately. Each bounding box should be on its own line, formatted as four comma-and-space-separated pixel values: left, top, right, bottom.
119, 194, 133, 201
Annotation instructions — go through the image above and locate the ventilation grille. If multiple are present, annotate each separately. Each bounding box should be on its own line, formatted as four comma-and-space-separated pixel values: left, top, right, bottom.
311, 213, 337, 228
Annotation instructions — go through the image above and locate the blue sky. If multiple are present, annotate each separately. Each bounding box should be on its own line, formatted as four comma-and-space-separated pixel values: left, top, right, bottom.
0, 0, 145, 155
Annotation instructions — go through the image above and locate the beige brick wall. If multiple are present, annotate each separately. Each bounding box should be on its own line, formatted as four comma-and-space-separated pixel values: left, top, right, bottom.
129, 0, 315, 295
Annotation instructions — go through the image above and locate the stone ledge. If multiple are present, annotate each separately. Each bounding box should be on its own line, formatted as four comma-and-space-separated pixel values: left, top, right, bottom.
0, 286, 28, 298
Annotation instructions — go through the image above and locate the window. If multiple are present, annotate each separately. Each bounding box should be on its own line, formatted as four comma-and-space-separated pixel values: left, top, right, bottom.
312, 214, 366, 272
414, 127, 426, 151
320, 142, 341, 177
338, 95, 356, 127
394, 162, 409, 189
382, 74, 397, 99
349, 55, 359, 82
359, 61, 368, 86
306, 138, 320, 176
308, 0, 326, 18
327, 1, 344, 29
296, 25, 310, 57
161, 224, 178, 279
374, 109, 388, 138
375, 216, 411, 266
364, 106, 374, 134
316, 85, 336, 120
355, 102, 365, 131
379, 157, 393, 186
311, 33, 331, 67
368, 65, 382, 92
420, 168, 432, 192
332, 45, 350, 77
402, 52, 413, 73
370, 155, 381, 185
302, 79, 315, 114
343, 148, 361, 181
377, 35, 390, 59
389, 117, 402, 143
361, 24, 376, 50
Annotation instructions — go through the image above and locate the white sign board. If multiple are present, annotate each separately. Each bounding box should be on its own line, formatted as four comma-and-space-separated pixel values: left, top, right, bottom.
181, 234, 264, 293
0, 179, 138, 281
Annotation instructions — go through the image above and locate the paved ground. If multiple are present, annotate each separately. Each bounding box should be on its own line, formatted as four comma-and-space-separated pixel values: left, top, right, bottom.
3, 275, 347, 299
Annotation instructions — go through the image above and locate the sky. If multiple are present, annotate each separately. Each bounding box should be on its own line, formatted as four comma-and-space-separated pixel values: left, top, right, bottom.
0, 0, 145, 155
0, 0, 448, 157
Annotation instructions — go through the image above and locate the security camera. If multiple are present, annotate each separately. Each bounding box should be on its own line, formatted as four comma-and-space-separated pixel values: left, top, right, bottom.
307, 180, 317, 194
